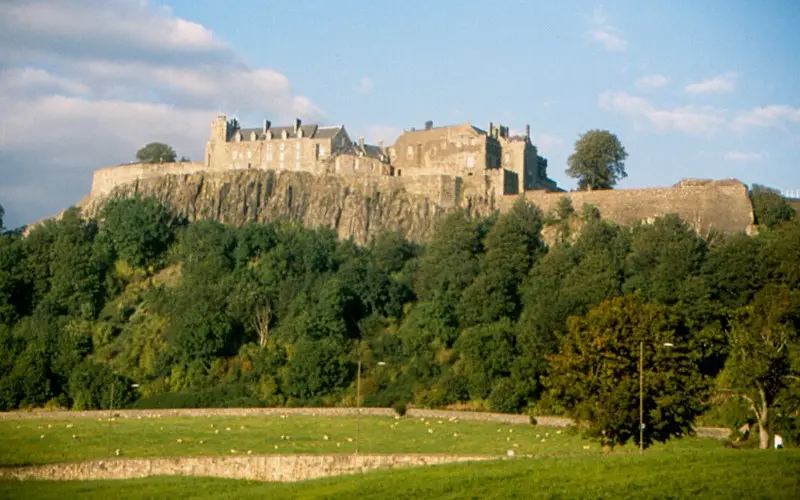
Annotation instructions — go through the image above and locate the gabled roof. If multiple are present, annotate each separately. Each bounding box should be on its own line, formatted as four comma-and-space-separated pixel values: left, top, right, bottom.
233, 124, 344, 141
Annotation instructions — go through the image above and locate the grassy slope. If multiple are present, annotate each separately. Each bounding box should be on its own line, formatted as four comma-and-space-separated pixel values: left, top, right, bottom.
0, 414, 719, 466
1, 450, 799, 499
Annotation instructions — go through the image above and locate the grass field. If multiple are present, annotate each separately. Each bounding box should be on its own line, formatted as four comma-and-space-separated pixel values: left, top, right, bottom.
0, 414, 726, 466
1, 449, 798, 499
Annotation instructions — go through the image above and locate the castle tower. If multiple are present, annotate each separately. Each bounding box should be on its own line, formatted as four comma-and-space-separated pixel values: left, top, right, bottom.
211, 114, 227, 142
206, 114, 228, 167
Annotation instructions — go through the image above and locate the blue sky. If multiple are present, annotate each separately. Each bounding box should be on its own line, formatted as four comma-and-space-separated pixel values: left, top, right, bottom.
1, 0, 798, 228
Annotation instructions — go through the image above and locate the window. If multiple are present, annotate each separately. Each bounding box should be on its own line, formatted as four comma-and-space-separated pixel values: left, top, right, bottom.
266, 152, 272, 162
279, 151, 285, 162
466, 154, 475, 168
267, 143, 272, 151
407, 146, 414, 160
320, 146, 326, 157
355, 159, 360, 171
280, 143, 285, 151
247, 151, 252, 159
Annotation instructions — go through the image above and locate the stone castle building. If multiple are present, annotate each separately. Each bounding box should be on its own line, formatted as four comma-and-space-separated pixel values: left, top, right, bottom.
203, 115, 560, 199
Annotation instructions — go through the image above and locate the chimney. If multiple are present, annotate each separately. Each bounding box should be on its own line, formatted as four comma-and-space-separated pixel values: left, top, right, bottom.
358, 136, 365, 149
525, 124, 530, 140
294, 118, 301, 134
263, 120, 271, 134
424, 120, 433, 130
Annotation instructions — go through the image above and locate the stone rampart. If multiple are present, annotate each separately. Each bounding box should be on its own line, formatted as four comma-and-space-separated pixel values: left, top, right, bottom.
90, 162, 209, 197
506, 179, 754, 235
0, 454, 496, 483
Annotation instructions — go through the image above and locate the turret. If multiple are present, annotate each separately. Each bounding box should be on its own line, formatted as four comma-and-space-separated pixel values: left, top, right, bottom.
211, 114, 227, 142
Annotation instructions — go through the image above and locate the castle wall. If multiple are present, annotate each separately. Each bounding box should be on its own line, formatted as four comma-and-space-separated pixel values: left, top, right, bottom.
504, 179, 754, 235
90, 162, 208, 197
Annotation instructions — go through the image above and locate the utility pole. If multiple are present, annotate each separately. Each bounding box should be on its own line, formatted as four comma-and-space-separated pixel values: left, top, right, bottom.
639, 341, 644, 454
355, 347, 362, 456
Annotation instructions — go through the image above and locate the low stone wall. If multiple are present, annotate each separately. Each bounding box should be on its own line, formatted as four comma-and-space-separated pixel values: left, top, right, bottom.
0, 407, 563, 425
0, 454, 496, 483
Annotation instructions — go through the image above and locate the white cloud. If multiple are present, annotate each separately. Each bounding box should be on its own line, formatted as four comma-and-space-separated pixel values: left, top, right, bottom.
587, 7, 628, 52
685, 73, 737, 94
599, 91, 726, 135
731, 105, 800, 131
0, 0, 325, 227
724, 151, 764, 162
354, 77, 374, 94
635, 74, 669, 89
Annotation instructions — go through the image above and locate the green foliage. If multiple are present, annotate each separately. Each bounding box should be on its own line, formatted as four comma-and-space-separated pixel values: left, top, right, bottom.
0, 203, 4, 231
566, 130, 628, 190
0, 192, 797, 428
98, 196, 181, 269
545, 296, 708, 449
554, 196, 575, 220
135, 142, 177, 164
750, 184, 795, 228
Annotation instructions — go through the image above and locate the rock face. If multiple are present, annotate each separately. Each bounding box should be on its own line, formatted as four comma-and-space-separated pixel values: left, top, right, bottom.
80, 169, 756, 244
83, 170, 493, 244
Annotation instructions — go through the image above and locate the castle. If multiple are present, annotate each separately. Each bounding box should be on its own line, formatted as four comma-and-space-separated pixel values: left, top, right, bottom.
85, 114, 755, 244
203, 115, 560, 200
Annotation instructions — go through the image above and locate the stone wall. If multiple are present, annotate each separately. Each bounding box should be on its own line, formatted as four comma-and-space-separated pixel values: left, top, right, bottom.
90, 162, 208, 197
0, 454, 495, 483
505, 178, 755, 235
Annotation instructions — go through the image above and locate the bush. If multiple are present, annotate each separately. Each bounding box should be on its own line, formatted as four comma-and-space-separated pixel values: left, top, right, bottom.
393, 400, 408, 416
132, 384, 262, 409
529, 416, 538, 426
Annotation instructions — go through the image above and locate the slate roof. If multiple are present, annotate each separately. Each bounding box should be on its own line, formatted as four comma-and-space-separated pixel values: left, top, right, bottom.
233, 124, 343, 141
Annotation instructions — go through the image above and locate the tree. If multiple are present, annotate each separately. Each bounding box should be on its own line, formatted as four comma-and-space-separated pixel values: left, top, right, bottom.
0, 203, 4, 231
719, 285, 800, 449
136, 142, 177, 164
97, 196, 180, 269
566, 130, 628, 191
750, 184, 795, 228
545, 296, 707, 449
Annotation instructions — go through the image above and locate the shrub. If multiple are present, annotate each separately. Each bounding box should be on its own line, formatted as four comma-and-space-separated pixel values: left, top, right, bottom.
393, 400, 408, 417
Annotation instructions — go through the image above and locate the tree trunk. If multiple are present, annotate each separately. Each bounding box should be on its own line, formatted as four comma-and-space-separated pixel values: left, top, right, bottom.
759, 422, 769, 450
757, 386, 770, 450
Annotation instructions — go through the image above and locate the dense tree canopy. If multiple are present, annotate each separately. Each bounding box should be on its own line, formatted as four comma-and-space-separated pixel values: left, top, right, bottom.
566, 130, 628, 190
136, 142, 177, 164
0, 193, 798, 449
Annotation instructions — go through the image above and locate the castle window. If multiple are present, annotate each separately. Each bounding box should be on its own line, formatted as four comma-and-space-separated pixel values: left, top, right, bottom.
280, 143, 285, 151
295, 149, 301, 160
355, 159, 360, 171
267, 143, 272, 151
466, 154, 475, 168
320, 145, 326, 157
266, 152, 272, 162
407, 146, 413, 160
247, 151, 252, 159
279, 151, 285, 162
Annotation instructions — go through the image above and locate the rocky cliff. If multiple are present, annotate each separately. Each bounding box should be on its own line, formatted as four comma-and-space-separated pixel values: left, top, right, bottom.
80, 169, 755, 244
82, 170, 494, 244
